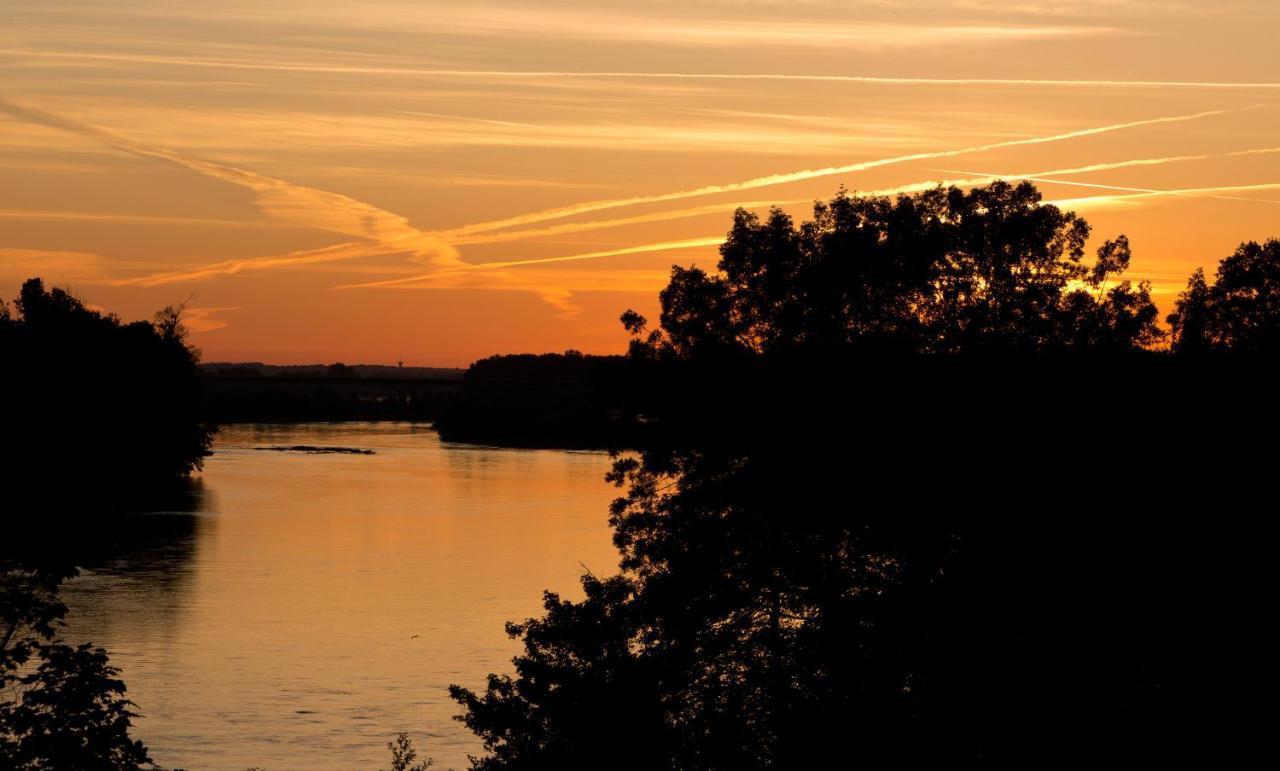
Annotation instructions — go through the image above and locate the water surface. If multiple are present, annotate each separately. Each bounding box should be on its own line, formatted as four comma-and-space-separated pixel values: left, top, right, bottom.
61, 423, 620, 770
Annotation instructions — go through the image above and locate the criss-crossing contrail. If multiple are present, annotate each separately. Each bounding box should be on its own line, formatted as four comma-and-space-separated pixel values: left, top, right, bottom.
82, 102, 1250, 287
5, 93, 1269, 307
455, 146, 1280, 248
7, 49, 1280, 90
339, 238, 725, 290
1046, 182, 1280, 209
433, 106, 1257, 238
448, 200, 806, 246
356, 170, 1280, 290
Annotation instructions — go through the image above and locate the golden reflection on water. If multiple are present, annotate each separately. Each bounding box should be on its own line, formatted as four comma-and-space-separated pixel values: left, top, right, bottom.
60, 423, 620, 770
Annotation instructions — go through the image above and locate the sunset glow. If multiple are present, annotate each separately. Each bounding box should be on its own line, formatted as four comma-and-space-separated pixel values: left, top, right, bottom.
3, 1, 1278, 364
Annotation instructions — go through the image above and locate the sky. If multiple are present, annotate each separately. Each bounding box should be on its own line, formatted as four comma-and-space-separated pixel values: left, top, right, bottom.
2, 0, 1278, 365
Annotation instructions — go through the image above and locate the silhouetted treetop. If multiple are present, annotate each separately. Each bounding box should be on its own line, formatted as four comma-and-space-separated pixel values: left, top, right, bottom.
1168, 238, 1280, 353
623, 181, 1162, 358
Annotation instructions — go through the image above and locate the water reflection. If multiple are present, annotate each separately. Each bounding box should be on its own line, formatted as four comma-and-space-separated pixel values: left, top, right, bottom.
60, 423, 619, 771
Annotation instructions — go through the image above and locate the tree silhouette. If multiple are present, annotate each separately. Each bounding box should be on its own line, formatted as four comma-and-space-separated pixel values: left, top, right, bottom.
624, 182, 1162, 359
1, 278, 212, 506
1169, 238, 1280, 353
1, 563, 150, 770
451, 183, 1269, 769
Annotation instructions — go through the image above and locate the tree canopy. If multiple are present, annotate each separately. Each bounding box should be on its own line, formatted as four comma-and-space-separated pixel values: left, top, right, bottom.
623, 182, 1163, 359
1168, 238, 1280, 353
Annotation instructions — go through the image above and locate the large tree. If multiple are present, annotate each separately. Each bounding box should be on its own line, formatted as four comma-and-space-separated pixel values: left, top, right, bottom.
449, 184, 1228, 770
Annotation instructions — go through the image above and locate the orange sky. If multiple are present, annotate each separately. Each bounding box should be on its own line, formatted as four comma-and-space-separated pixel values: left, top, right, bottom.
2, 1, 1279, 365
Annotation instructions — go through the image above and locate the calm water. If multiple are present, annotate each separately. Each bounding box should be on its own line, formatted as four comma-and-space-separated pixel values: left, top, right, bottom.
60, 423, 620, 771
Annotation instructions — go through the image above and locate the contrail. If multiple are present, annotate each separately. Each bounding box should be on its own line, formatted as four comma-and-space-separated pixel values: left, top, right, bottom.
0, 209, 286, 229
6, 93, 1268, 306
433, 106, 1256, 238
1046, 182, 1280, 210
340, 238, 724, 290
930, 145, 1280, 179
449, 200, 806, 246
120, 242, 389, 287
353, 170, 1280, 290
458, 146, 1280, 248
941, 168, 1280, 205
101, 103, 1249, 286
6, 49, 1280, 90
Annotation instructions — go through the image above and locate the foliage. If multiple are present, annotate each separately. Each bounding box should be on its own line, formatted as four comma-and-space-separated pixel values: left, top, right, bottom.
0, 278, 213, 502
451, 184, 1276, 768
622, 182, 1162, 358
383, 732, 434, 771
1, 563, 150, 771
1168, 238, 1280, 353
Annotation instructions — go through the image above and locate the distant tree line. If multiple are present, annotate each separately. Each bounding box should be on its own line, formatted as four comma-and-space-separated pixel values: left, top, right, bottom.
432, 352, 636, 448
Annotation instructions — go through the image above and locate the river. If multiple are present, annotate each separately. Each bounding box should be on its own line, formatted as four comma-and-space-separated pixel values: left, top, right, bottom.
59, 422, 620, 771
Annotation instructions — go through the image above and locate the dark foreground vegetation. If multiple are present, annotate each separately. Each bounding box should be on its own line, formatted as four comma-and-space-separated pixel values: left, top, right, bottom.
448, 182, 1280, 768
3, 181, 1279, 768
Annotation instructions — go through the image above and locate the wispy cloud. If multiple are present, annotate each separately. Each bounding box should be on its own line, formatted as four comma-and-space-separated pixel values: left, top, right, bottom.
17, 4, 1116, 50
115, 105, 1244, 293
0, 247, 108, 283
0, 209, 288, 229
118, 242, 394, 287
0, 95, 461, 285
183, 305, 241, 333
6, 93, 1269, 320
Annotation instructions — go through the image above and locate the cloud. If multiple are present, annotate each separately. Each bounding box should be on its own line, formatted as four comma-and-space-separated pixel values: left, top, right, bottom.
0, 209, 288, 229
118, 241, 393, 287
0, 247, 109, 283
87, 104, 1241, 291
5, 94, 1267, 320
11, 5, 1117, 51
0, 95, 461, 285
182, 305, 241, 333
